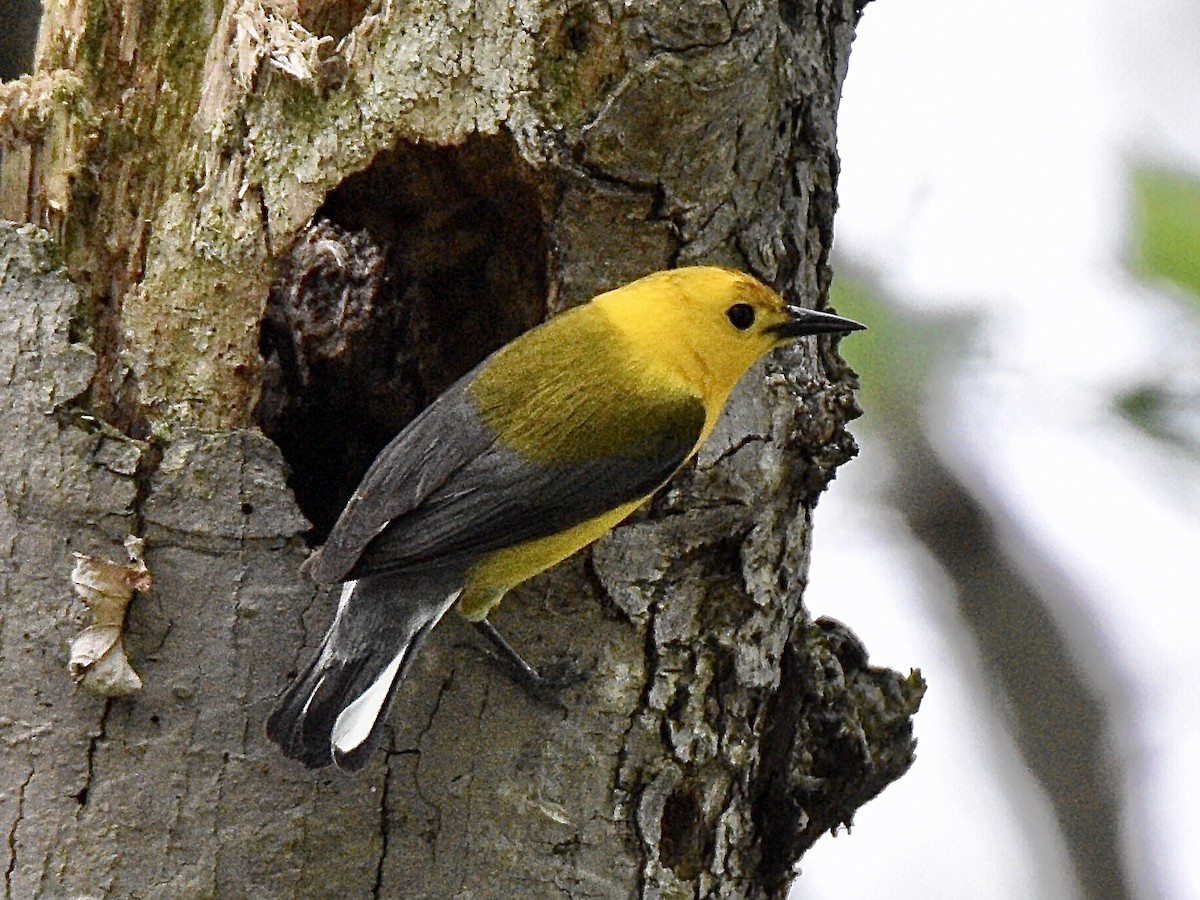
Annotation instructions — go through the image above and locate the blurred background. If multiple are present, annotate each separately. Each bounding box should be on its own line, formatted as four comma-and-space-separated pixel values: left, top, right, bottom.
4, 1, 1196, 897
800, 1, 1200, 899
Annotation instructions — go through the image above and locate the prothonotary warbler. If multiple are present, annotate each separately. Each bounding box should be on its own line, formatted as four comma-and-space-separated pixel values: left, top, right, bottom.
267, 265, 864, 771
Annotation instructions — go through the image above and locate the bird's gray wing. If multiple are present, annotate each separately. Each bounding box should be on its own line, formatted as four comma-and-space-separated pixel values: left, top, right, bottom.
307, 383, 705, 582
303, 378, 493, 583
351, 397, 705, 576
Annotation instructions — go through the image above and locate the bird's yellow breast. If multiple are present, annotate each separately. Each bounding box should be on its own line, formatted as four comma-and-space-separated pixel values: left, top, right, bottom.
457, 497, 644, 621
468, 303, 708, 464
460, 304, 709, 621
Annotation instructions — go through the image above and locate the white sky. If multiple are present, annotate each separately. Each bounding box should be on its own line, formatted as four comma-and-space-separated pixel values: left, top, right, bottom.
797, 1, 1200, 898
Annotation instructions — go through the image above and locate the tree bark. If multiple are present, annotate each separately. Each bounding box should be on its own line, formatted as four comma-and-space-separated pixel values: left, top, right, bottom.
0, 2, 921, 898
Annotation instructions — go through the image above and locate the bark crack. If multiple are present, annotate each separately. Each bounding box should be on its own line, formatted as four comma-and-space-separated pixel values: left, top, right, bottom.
76, 698, 112, 807
5, 767, 33, 900
646, 29, 735, 54
630, 600, 664, 900
412, 669, 455, 869
210, 750, 232, 897
372, 750, 394, 899
456, 679, 490, 899
572, 159, 663, 199
708, 432, 769, 467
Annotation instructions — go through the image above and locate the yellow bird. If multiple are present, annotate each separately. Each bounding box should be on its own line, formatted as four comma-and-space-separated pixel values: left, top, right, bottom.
267, 266, 863, 771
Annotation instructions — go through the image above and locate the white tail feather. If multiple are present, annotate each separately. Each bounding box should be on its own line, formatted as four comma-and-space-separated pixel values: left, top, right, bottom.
328, 586, 462, 759
335, 579, 357, 614
331, 650, 404, 756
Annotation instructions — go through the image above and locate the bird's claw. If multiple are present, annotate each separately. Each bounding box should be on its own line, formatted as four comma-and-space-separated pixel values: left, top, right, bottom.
472, 619, 587, 696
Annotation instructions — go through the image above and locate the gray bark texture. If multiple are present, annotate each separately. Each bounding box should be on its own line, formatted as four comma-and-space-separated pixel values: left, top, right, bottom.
0, 1, 922, 898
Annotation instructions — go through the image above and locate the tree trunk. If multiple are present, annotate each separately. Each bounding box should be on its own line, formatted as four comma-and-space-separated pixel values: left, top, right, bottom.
0, 2, 921, 898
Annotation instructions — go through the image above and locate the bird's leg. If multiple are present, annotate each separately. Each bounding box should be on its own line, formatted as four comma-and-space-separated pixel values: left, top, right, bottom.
472, 619, 583, 693
473, 618, 544, 686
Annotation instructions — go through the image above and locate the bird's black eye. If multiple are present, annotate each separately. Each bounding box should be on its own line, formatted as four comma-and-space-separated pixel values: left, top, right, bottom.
726, 303, 755, 330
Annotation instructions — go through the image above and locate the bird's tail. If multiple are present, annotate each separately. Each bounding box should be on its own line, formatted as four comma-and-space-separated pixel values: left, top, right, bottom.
266, 569, 463, 772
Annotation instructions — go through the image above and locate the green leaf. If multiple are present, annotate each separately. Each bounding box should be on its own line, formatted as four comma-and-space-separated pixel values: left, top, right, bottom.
1130, 167, 1200, 305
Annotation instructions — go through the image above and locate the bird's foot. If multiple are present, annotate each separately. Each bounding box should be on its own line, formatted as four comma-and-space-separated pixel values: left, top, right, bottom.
472, 619, 585, 695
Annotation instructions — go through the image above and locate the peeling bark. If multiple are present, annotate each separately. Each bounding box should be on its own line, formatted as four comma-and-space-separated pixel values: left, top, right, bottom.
0, 0, 921, 896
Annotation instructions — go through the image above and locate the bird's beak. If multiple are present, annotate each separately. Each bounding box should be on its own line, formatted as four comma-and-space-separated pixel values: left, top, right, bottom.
770, 305, 866, 339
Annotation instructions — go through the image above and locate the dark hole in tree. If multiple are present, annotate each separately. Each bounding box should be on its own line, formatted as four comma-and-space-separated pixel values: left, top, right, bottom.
0, 0, 39, 80
296, 0, 373, 42
255, 132, 548, 540
659, 784, 713, 880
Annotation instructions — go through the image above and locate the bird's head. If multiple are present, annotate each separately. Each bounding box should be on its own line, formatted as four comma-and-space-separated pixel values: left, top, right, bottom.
596, 266, 864, 404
